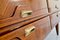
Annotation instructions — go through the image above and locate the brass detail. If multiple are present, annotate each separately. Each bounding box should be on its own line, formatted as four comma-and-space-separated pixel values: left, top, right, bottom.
25, 26, 35, 36
21, 10, 32, 17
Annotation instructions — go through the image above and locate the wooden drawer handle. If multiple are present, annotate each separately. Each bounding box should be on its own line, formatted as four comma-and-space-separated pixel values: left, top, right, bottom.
21, 10, 32, 18
25, 26, 35, 36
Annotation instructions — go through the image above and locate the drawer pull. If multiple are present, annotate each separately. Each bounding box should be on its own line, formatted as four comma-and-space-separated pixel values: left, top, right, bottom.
25, 26, 35, 36
21, 10, 32, 17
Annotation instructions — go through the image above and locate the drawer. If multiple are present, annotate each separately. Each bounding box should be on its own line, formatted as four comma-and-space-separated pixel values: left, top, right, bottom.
0, 16, 51, 40
11, 0, 32, 18
14, 1, 48, 19
47, 0, 58, 13
0, 23, 38, 40
25, 16, 51, 40
0, 0, 48, 21
32, 16, 51, 40
14, 0, 48, 19
49, 13, 58, 29
31, 0, 47, 11
15, 6, 48, 19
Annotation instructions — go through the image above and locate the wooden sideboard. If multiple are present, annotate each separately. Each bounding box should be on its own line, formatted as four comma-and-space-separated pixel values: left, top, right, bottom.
0, 0, 59, 40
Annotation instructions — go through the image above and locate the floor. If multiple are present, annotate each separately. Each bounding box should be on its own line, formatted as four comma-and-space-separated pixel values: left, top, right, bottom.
45, 23, 60, 40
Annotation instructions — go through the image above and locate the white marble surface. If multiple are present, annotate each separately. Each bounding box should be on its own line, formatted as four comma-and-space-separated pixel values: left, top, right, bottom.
45, 23, 60, 40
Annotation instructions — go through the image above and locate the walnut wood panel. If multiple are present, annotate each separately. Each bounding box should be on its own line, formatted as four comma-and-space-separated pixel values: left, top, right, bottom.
0, 0, 9, 19
0, 0, 17, 19
13, 0, 48, 19
49, 13, 58, 29
0, 0, 48, 22
0, 23, 38, 40
14, 6, 48, 19
0, 16, 51, 40
31, 16, 51, 40
31, 0, 47, 11
15, 16, 51, 40
2, 2, 17, 19
0, 0, 32, 20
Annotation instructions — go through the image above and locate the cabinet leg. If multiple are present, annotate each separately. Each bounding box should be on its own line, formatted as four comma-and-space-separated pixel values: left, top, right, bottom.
55, 24, 59, 35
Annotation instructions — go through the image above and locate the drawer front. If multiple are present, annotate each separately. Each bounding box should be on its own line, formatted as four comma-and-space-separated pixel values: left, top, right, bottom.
9, 0, 32, 18
31, 0, 47, 11
32, 9, 48, 17
15, 7, 48, 19
32, 16, 51, 40
2, 2, 17, 19
0, 0, 48, 21
49, 13, 58, 29
47, 0, 58, 12
0, 24, 38, 40
14, 0, 48, 19
0, 16, 51, 40
0, 0, 32, 19
0, 0, 18, 19
0, 0, 9, 19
